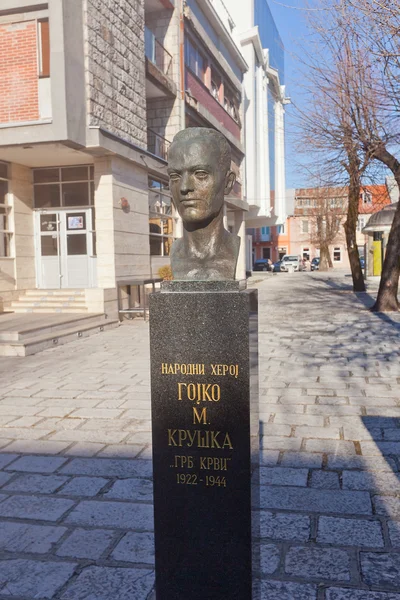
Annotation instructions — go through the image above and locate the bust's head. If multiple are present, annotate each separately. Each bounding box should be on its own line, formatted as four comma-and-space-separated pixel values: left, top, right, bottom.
167, 128, 235, 227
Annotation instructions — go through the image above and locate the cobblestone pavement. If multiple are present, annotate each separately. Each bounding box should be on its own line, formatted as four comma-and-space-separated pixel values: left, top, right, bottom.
0, 272, 399, 599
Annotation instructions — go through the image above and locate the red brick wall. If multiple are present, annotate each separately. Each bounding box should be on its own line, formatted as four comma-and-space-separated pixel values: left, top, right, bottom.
0, 21, 39, 124
186, 70, 240, 141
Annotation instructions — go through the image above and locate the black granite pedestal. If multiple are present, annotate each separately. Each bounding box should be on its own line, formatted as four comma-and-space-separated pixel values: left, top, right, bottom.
150, 281, 259, 600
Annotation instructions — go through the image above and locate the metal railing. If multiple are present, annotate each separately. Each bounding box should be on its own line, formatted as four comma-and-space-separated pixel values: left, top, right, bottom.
145, 27, 173, 78
147, 128, 171, 161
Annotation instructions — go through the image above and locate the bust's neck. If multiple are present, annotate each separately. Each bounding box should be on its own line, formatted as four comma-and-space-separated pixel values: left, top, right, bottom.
182, 211, 226, 259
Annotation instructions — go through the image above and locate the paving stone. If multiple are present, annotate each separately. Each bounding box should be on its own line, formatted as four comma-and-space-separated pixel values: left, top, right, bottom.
260, 436, 302, 451
60, 566, 154, 600
327, 589, 400, 599
0, 495, 75, 521
111, 531, 155, 564
57, 528, 115, 559
389, 521, 400, 548
97, 444, 145, 459
361, 552, 400, 588
280, 452, 323, 468
259, 511, 310, 541
374, 496, 400, 519
49, 430, 129, 444
260, 486, 371, 515
285, 546, 351, 581
5, 455, 68, 473
361, 441, 400, 456
65, 500, 154, 530
310, 470, 340, 489
64, 442, 105, 457
328, 455, 397, 471
295, 426, 341, 439
260, 543, 280, 575
318, 516, 384, 548
343, 471, 400, 493
0, 559, 76, 598
305, 439, 356, 454
104, 478, 153, 502
3, 473, 69, 494
0, 522, 66, 553
272, 413, 324, 426
60, 458, 152, 478
259, 467, 308, 487
0, 453, 19, 469
260, 579, 317, 599
59, 476, 108, 497
0, 471, 13, 487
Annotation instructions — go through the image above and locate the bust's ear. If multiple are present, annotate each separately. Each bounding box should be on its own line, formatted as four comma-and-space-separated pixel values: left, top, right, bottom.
224, 171, 236, 195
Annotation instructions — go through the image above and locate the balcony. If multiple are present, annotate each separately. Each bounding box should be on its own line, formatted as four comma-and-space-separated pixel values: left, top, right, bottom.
147, 128, 171, 161
145, 27, 173, 78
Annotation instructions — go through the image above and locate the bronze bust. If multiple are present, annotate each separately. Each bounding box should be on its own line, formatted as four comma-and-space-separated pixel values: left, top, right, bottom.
167, 128, 240, 280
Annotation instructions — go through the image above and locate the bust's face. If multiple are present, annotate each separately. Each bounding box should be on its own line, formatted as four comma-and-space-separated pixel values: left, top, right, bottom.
167, 137, 234, 225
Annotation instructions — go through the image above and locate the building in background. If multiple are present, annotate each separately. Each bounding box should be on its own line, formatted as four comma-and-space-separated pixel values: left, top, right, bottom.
214, 0, 289, 267
0, 0, 250, 315
280, 184, 391, 269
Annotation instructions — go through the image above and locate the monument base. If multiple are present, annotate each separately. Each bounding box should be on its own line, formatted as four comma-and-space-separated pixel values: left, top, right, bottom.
150, 281, 259, 600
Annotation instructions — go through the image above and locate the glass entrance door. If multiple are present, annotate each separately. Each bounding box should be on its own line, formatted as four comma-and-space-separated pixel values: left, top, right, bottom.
35, 209, 97, 289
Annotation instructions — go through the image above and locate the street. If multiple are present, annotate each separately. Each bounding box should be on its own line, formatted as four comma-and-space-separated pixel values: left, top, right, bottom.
0, 272, 399, 599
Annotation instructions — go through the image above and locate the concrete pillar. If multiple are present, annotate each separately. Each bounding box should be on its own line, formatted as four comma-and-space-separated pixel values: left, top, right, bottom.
274, 101, 286, 221
234, 210, 246, 280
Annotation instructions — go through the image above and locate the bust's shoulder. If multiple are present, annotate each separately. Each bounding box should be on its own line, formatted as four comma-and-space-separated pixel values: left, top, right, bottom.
170, 238, 184, 258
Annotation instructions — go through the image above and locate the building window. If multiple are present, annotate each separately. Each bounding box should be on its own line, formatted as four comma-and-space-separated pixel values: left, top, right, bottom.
361, 190, 372, 205
0, 162, 12, 257
301, 220, 309, 233
33, 166, 94, 208
357, 216, 366, 232
38, 19, 50, 78
333, 247, 342, 262
211, 68, 222, 101
277, 224, 285, 235
149, 178, 176, 256
185, 38, 206, 83
302, 247, 310, 260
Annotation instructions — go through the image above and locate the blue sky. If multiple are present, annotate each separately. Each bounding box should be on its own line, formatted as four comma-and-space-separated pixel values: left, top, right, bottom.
268, 1, 311, 188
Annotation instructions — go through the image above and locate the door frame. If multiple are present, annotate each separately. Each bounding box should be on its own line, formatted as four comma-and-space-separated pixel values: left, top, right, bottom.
34, 208, 97, 289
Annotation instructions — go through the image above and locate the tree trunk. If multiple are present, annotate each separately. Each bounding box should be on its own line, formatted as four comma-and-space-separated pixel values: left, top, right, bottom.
344, 165, 366, 292
370, 148, 400, 311
373, 195, 400, 311
320, 244, 330, 271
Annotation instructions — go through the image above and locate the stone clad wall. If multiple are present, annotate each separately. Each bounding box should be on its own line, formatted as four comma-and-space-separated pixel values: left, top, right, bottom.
85, 0, 147, 148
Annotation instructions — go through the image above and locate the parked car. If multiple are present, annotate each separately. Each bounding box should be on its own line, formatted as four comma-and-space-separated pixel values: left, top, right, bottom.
253, 259, 271, 272
280, 255, 304, 272
311, 257, 320, 271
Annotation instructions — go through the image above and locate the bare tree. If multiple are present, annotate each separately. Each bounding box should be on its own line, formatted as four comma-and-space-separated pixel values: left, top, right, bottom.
295, 0, 400, 308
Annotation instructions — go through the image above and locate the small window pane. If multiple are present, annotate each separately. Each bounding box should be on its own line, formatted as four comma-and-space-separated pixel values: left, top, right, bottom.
62, 182, 89, 207
40, 214, 58, 232
150, 234, 162, 256
92, 232, 97, 256
0, 209, 9, 231
0, 162, 8, 180
90, 166, 94, 180
34, 168, 59, 183
67, 234, 87, 255
61, 167, 89, 182
0, 180, 8, 203
34, 184, 61, 208
67, 213, 86, 230
41, 235, 58, 256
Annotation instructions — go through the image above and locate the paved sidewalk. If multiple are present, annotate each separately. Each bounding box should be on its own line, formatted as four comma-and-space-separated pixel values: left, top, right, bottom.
0, 271, 399, 599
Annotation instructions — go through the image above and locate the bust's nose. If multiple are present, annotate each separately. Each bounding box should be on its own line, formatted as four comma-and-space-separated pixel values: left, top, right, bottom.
180, 172, 193, 196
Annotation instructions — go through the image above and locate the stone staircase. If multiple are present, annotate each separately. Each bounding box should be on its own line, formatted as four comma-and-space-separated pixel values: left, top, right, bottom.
11, 289, 89, 313
0, 289, 120, 356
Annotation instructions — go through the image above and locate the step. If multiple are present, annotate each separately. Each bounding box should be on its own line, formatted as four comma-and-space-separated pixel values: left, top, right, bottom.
11, 301, 88, 309
0, 319, 119, 357
12, 307, 89, 314
0, 314, 106, 342
15, 295, 87, 303
25, 289, 85, 297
